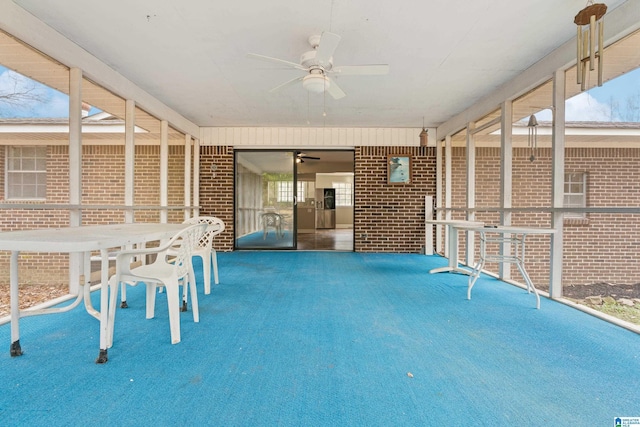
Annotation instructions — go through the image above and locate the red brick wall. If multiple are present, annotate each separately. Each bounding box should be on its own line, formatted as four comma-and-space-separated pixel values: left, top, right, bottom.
447, 146, 640, 289
563, 148, 640, 286
198, 146, 235, 250
130, 145, 186, 224
6, 141, 635, 291
0, 144, 188, 284
354, 146, 436, 253
1, 146, 75, 283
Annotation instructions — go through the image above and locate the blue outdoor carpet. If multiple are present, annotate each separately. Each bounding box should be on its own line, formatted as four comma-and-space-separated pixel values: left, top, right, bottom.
1, 251, 639, 426
236, 230, 293, 248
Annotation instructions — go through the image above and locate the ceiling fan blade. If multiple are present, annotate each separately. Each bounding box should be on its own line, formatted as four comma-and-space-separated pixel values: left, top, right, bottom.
246, 53, 307, 71
326, 77, 346, 100
315, 32, 342, 67
331, 64, 390, 76
269, 76, 304, 93
296, 151, 320, 160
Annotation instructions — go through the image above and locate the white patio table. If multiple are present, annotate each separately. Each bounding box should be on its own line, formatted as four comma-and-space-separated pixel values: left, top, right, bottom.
0, 223, 186, 363
425, 219, 483, 275
452, 225, 556, 309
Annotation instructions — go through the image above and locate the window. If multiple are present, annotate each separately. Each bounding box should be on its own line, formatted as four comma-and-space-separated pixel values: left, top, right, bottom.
6, 146, 46, 200
297, 181, 315, 203
564, 172, 586, 218
276, 181, 293, 202
271, 180, 315, 203
333, 182, 353, 207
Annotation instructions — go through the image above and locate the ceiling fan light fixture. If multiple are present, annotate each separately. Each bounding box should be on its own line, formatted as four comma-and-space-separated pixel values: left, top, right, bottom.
303, 74, 330, 93
247, 31, 388, 100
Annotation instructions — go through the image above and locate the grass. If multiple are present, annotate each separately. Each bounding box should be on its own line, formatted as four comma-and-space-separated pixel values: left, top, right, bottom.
569, 298, 640, 325
594, 301, 640, 325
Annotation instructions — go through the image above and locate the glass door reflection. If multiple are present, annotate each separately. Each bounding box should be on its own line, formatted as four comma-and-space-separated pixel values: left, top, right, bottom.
235, 150, 296, 249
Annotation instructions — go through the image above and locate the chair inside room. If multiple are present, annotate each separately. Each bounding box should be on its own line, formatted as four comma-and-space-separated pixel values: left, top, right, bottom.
261, 212, 283, 239
180, 216, 225, 294
109, 223, 207, 344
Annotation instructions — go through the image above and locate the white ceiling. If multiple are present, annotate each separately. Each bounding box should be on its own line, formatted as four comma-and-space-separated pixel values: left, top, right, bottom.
9, 0, 632, 129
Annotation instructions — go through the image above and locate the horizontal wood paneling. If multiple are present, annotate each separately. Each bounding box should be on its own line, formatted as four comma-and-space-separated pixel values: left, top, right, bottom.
200, 127, 434, 147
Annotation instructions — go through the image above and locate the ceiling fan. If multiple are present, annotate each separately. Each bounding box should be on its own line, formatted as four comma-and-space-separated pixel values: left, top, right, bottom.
247, 32, 389, 100
296, 152, 320, 163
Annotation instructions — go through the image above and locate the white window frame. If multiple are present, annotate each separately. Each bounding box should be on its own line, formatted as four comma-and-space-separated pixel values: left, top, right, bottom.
276, 180, 293, 202
563, 172, 587, 218
6, 146, 47, 200
332, 182, 353, 207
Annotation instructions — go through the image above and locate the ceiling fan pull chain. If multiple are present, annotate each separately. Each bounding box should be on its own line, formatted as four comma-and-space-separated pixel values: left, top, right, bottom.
323, 77, 327, 121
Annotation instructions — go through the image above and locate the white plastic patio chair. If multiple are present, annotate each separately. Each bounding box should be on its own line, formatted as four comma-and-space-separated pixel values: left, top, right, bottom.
179, 216, 225, 295
109, 223, 207, 344
90, 248, 140, 309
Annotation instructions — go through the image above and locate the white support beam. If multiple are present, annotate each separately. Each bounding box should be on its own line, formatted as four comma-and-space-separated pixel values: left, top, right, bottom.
465, 124, 476, 266
68, 67, 82, 295
68, 67, 82, 222
550, 69, 566, 298
445, 135, 452, 221
425, 195, 434, 255
0, 0, 199, 137
444, 135, 452, 256
435, 138, 443, 253
193, 138, 201, 217
160, 120, 169, 223
124, 99, 135, 223
499, 100, 513, 280
184, 133, 192, 221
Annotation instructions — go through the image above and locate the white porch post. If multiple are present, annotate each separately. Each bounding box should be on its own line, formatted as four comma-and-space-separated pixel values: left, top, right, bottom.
425, 195, 434, 255
444, 135, 452, 256
193, 138, 201, 217
184, 134, 192, 221
550, 69, 566, 298
465, 123, 476, 266
160, 120, 169, 223
68, 67, 82, 294
435, 138, 443, 253
499, 100, 513, 280
124, 99, 135, 223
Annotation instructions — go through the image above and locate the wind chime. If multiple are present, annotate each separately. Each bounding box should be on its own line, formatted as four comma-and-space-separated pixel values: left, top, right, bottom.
527, 114, 538, 162
419, 117, 428, 146
574, 2, 607, 91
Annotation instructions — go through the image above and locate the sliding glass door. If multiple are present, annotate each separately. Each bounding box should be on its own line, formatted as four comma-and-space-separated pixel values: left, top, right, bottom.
234, 150, 297, 249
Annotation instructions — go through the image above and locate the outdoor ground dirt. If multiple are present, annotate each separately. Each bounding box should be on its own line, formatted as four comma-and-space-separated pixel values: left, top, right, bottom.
562, 282, 640, 299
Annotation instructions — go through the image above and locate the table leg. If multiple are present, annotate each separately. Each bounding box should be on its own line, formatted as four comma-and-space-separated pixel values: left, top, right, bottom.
83, 252, 99, 318
95, 248, 110, 364
515, 260, 541, 309
467, 258, 485, 300
429, 226, 473, 275
9, 251, 22, 357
